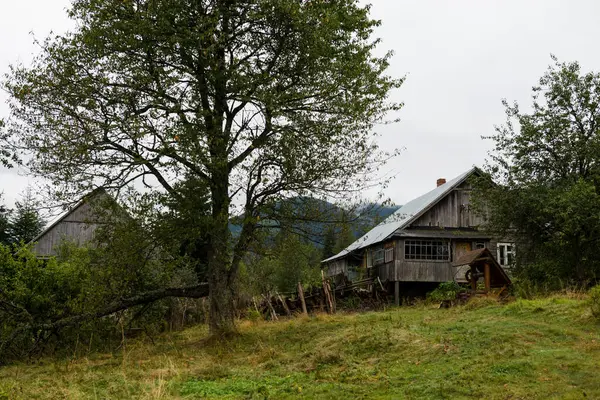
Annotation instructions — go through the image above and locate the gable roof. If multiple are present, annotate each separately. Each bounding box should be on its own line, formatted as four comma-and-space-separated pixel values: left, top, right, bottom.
28, 188, 113, 245
323, 167, 481, 263
452, 247, 512, 286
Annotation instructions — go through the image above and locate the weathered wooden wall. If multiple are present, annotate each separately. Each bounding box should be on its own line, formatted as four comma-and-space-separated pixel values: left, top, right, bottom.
381, 239, 454, 282
375, 238, 495, 283
324, 177, 508, 283
32, 192, 113, 257
411, 182, 485, 228
326, 258, 348, 277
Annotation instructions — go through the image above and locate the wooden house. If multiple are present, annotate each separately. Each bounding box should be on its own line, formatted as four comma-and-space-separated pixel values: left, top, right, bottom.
322, 167, 514, 302
30, 188, 116, 257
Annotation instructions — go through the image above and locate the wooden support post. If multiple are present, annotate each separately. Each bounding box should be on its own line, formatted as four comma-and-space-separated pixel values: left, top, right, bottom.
394, 281, 400, 306
326, 279, 336, 313
322, 270, 335, 314
377, 276, 385, 292
297, 282, 308, 316
202, 297, 209, 324
470, 265, 477, 292
484, 263, 491, 293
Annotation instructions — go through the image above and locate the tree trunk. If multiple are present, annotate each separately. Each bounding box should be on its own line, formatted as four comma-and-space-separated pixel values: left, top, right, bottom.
208, 267, 237, 335
207, 158, 236, 335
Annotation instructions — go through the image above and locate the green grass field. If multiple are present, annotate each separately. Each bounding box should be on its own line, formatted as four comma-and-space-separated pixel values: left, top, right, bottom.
1, 295, 599, 399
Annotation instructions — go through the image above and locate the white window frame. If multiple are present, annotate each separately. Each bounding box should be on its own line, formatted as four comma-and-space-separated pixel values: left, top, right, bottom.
404, 240, 450, 261
366, 250, 373, 268
373, 246, 385, 265
384, 246, 394, 263
497, 242, 515, 268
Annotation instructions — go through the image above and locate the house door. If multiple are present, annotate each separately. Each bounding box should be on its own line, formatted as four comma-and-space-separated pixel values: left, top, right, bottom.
454, 241, 472, 283
455, 241, 472, 260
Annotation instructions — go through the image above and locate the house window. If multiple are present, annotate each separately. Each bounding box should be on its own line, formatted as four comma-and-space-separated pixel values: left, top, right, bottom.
384, 246, 394, 263
497, 243, 515, 267
366, 250, 373, 268
405, 240, 450, 261
373, 246, 385, 265
474, 242, 485, 249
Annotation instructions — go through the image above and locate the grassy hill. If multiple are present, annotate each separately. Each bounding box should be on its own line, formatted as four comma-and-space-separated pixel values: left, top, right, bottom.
1, 295, 599, 399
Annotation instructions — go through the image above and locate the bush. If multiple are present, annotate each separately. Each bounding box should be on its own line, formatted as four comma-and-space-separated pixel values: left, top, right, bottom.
0, 239, 200, 363
589, 285, 600, 320
427, 282, 463, 303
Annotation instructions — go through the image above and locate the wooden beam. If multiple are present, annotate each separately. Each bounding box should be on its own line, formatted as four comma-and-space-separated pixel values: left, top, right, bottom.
394, 281, 400, 306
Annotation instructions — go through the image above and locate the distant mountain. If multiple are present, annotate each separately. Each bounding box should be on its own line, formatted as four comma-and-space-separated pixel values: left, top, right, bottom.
230, 198, 401, 247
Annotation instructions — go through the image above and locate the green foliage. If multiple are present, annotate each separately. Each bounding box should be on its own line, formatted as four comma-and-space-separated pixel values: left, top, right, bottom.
0, 195, 10, 246
476, 56, 600, 285
0, 208, 200, 362
589, 285, 600, 320
321, 225, 336, 260
3, 0, 402, 333
333, 216, 356, 255
242, 230, 322, 295
427, 281, 463, 302
8, 187, 45, 244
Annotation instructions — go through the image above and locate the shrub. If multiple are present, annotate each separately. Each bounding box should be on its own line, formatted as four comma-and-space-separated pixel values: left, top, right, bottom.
589, 285, 600, 320
427, 282, 463, 303
247, 308, 263, 322
0, 240, 199, 363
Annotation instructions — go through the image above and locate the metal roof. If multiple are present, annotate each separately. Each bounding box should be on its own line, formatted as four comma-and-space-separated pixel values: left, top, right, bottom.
322, 167, 480, 263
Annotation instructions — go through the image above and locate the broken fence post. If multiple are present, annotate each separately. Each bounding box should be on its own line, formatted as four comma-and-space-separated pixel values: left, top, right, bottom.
276, 292, 291, 316
297, 282, 308, 316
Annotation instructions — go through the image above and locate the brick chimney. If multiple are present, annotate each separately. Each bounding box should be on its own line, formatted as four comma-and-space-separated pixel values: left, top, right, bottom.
437, 178, 446, 187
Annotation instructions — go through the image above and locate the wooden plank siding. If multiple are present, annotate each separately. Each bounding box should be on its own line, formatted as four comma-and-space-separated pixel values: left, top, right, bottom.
374, 237, 495, 283
327, 258, 348, 277
411, 182, 485, 229
31, 190, 116, 258
392, 238, 453, 282
323, 170, 513, 284
32, 201, 102, 257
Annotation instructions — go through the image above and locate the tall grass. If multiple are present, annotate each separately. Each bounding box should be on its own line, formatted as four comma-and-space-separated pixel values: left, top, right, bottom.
1, 295, 599, 399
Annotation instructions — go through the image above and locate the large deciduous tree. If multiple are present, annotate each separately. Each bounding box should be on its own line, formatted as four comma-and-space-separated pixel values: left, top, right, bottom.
4, 0, 402, 334
475, 56, 600, 285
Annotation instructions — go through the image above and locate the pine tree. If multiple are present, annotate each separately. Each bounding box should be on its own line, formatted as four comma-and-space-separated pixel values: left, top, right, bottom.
0, 194, 11, 245
322, 225, 337, 259
9, 188, 45, 244
333, 213, 356, 255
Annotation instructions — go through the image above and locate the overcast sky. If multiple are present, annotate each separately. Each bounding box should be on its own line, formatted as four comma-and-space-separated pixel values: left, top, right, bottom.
1, 0, 600, 208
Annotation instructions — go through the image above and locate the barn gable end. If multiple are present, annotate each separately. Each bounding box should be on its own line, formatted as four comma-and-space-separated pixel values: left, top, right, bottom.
31, 189, 117, 257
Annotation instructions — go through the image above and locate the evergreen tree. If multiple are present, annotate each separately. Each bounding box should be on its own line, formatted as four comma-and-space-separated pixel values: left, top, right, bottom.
0, 194, 11, 245
334, 213, 356, 254
322, 225, 337, 259
9, 188, 45, 244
